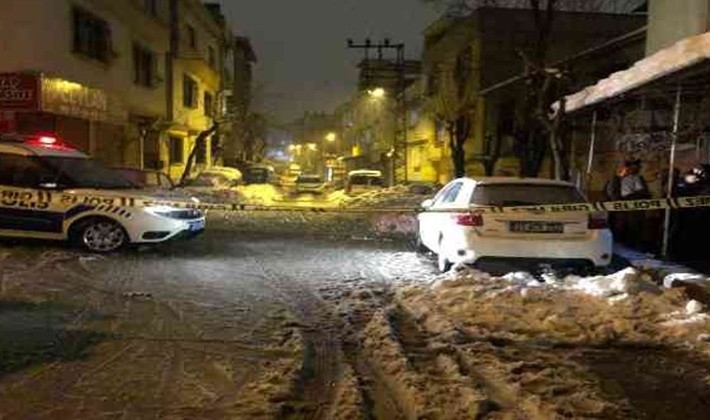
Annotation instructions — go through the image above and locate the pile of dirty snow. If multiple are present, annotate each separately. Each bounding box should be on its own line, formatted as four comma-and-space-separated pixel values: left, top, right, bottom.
341, 185, 428, 209
235, 184, 284, 205
346, 267, 710, 418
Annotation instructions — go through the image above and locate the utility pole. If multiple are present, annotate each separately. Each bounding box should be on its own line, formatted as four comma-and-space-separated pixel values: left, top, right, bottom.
347, 38, 408, 185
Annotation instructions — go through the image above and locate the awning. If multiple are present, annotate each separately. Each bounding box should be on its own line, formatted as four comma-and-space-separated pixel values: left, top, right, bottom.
555, 31, 710, 114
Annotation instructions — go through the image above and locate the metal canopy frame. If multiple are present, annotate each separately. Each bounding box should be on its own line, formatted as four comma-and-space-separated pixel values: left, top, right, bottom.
567, 59, 710, 259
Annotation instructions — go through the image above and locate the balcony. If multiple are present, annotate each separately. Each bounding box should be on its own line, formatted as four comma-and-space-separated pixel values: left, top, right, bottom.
176, 51, 220, 90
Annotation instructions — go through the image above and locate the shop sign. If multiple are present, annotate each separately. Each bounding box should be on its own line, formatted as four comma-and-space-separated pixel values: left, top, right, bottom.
41, 77, 108, 121
0, 73, 39, 111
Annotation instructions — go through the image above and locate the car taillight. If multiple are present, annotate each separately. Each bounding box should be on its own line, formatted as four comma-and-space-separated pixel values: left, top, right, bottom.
588, 216, 608, 229
454, 213, 483, 227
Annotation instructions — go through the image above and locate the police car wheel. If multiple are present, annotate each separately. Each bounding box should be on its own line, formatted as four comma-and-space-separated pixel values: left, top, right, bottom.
72, 218, 128, 253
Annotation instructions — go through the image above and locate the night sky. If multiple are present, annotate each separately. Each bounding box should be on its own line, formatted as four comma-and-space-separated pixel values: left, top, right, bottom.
215, 0, 441, 123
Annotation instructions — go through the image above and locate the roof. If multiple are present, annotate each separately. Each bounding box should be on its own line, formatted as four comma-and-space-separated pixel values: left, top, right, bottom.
556, 30, 710, 114
463, 177, 575, 187
0, 134, 87, 158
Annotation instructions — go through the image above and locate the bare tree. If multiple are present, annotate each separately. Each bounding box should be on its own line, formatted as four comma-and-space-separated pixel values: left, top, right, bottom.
178, 122, 219, 187
428, 45, 479, 178
242, 112, 268, 162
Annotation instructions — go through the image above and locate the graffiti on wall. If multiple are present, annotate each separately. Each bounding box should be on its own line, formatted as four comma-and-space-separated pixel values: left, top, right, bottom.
615, 132, 671, 157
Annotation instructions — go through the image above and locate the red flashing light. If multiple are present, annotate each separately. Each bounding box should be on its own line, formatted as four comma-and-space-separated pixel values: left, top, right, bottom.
38, 136, 58, 145
25, 134, 74, 150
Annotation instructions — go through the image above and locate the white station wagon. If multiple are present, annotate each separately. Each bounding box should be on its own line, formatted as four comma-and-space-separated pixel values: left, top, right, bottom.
417, 177, 613, 272
0, 134, 205, 252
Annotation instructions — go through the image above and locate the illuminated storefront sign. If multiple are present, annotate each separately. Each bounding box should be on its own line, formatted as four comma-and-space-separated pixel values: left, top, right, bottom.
41, 77, 108, 121
0, 73, 40, 111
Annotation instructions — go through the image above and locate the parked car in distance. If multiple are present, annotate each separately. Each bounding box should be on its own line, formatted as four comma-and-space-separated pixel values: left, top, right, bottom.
417, 177, 612, 272
346, 169, 384, 195
113, 167, 174, 190
295, 174, 325, 194
182, 166, 242, 201
0, 133, 205, 253
244, 164, 278, 185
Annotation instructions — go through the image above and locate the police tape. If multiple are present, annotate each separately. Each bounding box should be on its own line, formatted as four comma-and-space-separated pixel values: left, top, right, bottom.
2, 188, 710, 215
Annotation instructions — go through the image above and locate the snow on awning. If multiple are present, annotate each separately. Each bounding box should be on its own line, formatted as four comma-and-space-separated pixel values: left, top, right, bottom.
554, 31, 710, 115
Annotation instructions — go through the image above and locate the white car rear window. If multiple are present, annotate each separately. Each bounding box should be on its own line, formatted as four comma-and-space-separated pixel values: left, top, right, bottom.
472, 184, 584, 206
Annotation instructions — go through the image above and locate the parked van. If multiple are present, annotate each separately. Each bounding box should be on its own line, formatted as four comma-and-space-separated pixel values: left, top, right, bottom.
346, 170, 384, 195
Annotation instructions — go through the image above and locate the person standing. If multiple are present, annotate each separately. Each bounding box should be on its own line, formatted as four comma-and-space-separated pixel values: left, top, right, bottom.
619, 159, 650, 200
608, 159, 650, 248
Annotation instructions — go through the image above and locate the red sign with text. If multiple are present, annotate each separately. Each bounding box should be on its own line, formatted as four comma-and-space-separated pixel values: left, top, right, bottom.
0, 73, 39, 111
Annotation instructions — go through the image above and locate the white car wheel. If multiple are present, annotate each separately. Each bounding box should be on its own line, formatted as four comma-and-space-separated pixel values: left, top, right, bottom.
75, 219, 128, 253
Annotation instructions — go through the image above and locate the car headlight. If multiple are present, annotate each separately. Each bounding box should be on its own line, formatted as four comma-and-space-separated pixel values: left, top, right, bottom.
145, 205, 203, 220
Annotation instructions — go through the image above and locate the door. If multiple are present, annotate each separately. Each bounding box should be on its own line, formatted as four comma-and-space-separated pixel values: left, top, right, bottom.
0, 153, 64, 234
419, 181, 465, 250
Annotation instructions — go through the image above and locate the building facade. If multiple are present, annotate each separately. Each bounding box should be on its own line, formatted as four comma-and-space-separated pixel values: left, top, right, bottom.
0, 0, 172, 168
420, 7, 647, 180
0, 0, 235, 182
221, 35, 257, 167
162, 0, 230, 181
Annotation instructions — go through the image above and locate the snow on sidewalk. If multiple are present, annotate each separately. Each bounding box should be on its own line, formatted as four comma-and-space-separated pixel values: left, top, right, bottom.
349, 265, 710, 418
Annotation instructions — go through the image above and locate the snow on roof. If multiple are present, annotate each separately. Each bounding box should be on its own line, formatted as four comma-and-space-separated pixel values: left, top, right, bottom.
555, 30, 710, 114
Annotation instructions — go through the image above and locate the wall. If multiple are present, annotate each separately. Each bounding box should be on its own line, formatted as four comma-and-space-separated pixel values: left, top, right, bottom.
646, 0, 710, 55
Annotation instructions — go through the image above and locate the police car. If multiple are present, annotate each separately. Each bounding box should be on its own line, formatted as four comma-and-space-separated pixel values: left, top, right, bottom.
0, 134, 206, 252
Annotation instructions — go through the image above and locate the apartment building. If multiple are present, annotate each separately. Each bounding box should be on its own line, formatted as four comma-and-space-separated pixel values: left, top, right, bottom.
0, 0, 235, 182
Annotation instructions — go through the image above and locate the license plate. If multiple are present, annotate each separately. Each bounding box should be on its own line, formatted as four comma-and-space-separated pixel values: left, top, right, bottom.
188, 219, 205, 231
509, 221, 563, 234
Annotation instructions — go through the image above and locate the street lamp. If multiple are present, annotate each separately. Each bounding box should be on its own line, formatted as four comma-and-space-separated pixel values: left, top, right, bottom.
325, 132, 336, 142
368, 87, 386, 98
307, 143, 317, 151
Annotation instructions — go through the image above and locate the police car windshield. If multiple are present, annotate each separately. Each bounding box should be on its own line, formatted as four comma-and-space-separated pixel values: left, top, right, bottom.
43, 157, 138, 189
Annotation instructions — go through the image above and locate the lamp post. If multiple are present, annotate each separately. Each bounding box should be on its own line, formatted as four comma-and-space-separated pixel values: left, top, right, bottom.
323, 132, 337, 181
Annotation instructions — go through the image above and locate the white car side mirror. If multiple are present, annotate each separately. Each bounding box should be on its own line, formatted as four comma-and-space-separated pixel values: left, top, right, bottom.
421, 199, 434, 209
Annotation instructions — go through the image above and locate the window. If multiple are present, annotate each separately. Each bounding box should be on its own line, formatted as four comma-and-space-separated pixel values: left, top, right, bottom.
204, 91, 213, 117
133, 44, 155, 87
208, 46, 216, 69
169, 136, 184, 163
186, 25, 196, 49
442, 182, 462, 204
435, 120, 447, 144
471, 184, 584, 206
0, 154, 53, 188
183, 75, 197, 108
144, 0, 158, 16
41, 157, 135, 189
72, 7, 112, 62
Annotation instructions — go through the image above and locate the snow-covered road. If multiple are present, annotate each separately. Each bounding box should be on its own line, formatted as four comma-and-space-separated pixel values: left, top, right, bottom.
0, 231, 436, 419
1, 218, 709, 419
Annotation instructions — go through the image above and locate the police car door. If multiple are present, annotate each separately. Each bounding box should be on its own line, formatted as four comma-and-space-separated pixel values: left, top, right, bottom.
0, 151, 63, 236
